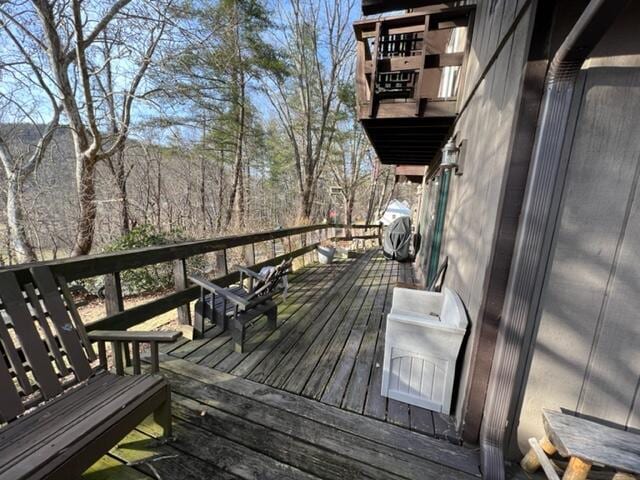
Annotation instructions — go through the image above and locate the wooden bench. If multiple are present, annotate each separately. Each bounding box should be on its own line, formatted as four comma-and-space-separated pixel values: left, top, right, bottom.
0, 266, 181, 479
521, 409, 640, 480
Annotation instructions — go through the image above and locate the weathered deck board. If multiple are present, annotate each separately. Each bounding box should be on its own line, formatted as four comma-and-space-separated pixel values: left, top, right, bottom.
364, 260, 399, 421
281, 252, 380, 395
320, 258, 386, 405
340, 259, 393, 413
87, 250, 477, 479
232, 252, 373, 382
277, 252, 379, 392
156, 356, 481, 477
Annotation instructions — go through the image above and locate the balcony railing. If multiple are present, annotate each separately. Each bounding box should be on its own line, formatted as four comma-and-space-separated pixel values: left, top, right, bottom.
355, 7, 472, 119
2, 224, 381, 332
354, 6, 474, 165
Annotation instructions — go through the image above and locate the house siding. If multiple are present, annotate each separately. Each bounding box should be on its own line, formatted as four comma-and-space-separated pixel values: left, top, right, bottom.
514, 4, 640, 452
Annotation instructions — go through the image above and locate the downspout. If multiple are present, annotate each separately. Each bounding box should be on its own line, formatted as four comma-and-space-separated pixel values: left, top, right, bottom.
479, 1, 629, 478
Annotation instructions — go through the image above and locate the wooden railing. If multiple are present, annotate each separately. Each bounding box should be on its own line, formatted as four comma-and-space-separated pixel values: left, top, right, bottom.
2, 224, 381, 333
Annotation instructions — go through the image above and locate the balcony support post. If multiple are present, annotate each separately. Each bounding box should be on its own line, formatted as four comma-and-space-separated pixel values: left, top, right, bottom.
367, 21, 382, 118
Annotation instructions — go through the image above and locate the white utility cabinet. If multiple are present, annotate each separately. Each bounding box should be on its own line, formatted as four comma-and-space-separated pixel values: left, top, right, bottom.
381, 287, 468, 414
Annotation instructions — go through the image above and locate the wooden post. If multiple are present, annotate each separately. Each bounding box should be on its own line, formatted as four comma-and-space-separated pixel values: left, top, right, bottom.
521, 436, 557, 473
103, 272, 124, 316
173, 258, 191, 326
563, 457, 591, 480
368, 21, 381, 118
215, 251, 226, 277
103, 272, 130, 366
271, 239, 276, 259
414, 15, 430, 116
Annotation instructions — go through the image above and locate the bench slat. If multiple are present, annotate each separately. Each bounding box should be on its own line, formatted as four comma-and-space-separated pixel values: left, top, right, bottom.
543, 409, 640, 474
56, 274, 97, 361
0, 272, 63, 399
0, 315, 32, 395
23, 283, 69, 375
0, 352, 23, 422
30, 267, 92, 382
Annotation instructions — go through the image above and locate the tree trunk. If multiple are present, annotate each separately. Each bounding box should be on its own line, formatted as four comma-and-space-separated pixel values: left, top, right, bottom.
344, 193, 354, 239
300, 173, 315, 223
112, 148, 131, 235
6, 174, 37, 263
225, 78, 246, 228
72, 156, 98, 257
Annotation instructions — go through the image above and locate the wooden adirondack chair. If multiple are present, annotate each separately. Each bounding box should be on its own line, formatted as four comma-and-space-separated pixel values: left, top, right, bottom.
190, 258, 292, 353
0, 266, 181, 480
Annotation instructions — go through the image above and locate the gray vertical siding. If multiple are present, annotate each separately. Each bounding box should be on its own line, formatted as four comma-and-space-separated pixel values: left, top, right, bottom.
426, 0, 536, 429
515, 10, 640, 451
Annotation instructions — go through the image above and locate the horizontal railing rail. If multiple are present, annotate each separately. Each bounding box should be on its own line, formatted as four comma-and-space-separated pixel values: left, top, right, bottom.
1, 223, 382, 333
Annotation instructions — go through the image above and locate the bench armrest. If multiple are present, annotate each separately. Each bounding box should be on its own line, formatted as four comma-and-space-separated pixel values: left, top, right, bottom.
88, 330, 182, 343
88, 330, 182, 375
188, 275, 250, 308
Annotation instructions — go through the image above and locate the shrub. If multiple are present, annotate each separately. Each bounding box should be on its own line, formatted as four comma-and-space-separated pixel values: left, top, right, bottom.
97, 225, 204, 296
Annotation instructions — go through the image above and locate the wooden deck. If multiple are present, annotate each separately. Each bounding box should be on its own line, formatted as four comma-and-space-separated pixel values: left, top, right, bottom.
84, 250, 481, 479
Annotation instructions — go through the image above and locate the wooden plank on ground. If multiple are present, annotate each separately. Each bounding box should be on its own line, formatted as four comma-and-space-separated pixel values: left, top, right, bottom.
341, 258, 394, 413
321, 258, 385, 405
364, 261, 399, 420
279, 252, 378, 394
235, 252, 374, 381
202, 263, 341, 370
263, 253, 378, 389
82, 454, 154, 480
156, 356, 482, 476
138, 416, 318, 480
162, 368, 475, 480
109, 424, 238, 480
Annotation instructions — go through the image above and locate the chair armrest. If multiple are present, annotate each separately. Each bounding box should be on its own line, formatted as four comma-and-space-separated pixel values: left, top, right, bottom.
188, 275, 250, 308
234, 265, 265, 280
88, 330, 182, 375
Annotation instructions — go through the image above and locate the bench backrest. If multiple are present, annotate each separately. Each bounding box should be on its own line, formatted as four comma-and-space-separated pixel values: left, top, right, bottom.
0, 266, 97, 423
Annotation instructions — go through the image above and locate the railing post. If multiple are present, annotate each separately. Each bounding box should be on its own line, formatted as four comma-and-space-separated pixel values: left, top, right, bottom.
173, 258, 191, 326
215, 250, 226, 276
271, 239, 276, 259
103, 272, 130, 368
104, 272, 124, 316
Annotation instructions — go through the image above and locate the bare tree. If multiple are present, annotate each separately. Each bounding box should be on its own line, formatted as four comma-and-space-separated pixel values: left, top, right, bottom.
264, 0, 355, 222
331, 123, 369, 234
0, 15, 62, 263
0, 1, 169, 256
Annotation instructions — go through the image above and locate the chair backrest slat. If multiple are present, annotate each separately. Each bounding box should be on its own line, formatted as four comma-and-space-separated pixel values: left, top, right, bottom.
29, 267, 93, 382
0, 354, 23, 422
23, 283, 69, 375
56, 275, 96, 361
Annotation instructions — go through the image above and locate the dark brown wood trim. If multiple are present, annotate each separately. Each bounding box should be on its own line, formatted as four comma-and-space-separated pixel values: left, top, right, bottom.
460, 0, 556, 444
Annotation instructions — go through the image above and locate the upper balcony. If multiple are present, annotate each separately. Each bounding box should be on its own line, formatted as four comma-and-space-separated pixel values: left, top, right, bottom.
355, 7, 473, 165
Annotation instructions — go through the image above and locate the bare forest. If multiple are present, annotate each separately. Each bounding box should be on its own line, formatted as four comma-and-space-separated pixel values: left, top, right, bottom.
0, 0, 399, 266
